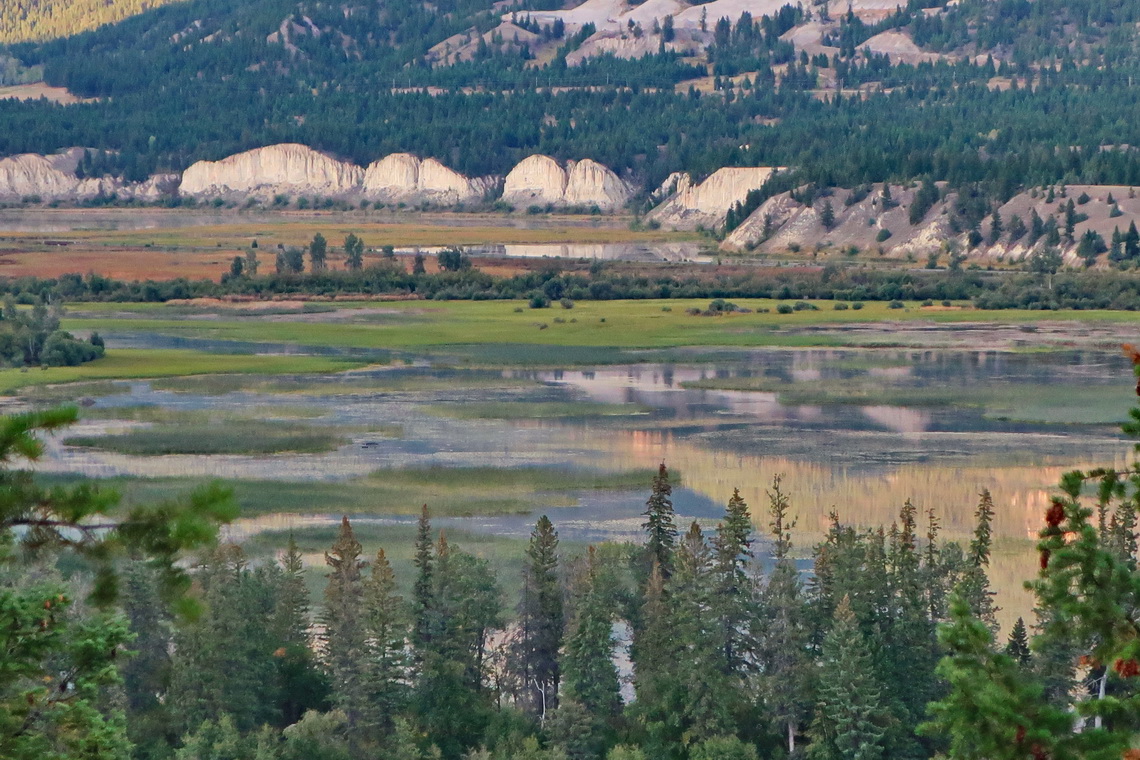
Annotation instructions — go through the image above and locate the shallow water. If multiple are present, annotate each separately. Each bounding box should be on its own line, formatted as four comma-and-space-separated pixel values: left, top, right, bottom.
39, 345, 1138, 629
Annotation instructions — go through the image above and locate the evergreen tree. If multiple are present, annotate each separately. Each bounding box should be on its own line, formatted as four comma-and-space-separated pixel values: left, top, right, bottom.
642, 464, 677, 575
273, 536, 329, 726
363, 548, 409, 741
1005, 617, 1031, 666
563, 547, 621, 721
512, 515, 564, 719
168, 545, 281, 734
988, 210, 1003, 244
921, 597, 1067, 760
958, 490, 998, 630
757, 477, 810, 754
807, 597, 889, 760
121, 560, 174, 758
819, 199, 836, 230
413, 504, 435, 655
669, 522, 734, 743
712, 488, 753, 676
413, 253, 427, 275
415, 533, 502, 758
322, 517, 369, 735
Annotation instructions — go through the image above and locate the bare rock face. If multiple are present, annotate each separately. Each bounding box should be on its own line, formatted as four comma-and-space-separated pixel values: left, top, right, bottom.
0, 150, 177, 201
362, 153, 484, 204
564, 159, 631, 210
648, 166, 778, 229
502, 155, 568, 207
179, 143, 364, 198
0, 153, 82, 199
502, 155, 630, 210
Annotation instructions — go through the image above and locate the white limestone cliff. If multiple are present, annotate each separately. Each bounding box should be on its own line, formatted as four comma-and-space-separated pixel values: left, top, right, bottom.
362, 153, 485, 204
502, 155, 631, 211
0, 150, 178, 201
647, 166, 779, 229
179, 143, 364, 198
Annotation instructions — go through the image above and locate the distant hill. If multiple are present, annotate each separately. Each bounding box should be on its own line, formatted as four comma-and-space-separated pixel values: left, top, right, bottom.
0, 0, 185, 43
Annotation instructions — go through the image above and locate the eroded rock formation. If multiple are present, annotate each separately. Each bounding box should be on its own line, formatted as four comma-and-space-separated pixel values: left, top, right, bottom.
502, 155, 631, 211
362, 153, 488, 204
179, 143, 363, 198
647, 167, 779, 229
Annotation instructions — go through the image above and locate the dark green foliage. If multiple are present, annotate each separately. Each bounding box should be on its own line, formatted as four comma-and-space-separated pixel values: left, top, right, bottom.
322, 517, 369, 736
562, 547, 620, 723
343, 234, 364, 272
511, 515, 564, 718
308, 234, 328, 273
1005, 617, 1031, 666
807, 596, 890, 760
641, 463, 676, 575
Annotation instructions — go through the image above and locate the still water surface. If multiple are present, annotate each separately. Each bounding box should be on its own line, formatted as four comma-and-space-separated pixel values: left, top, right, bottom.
39, 347, 1137, 628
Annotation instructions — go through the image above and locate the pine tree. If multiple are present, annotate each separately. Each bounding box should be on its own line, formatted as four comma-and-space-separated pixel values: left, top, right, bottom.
512, 515, 564, 718
959, 490, 998, 630
670, 522, 733, 743
642, 464, 677, 575
1005, 617, 1031, 666
807, 597, 889, 760
988, 210, 1003, 244
563, 547, 620, 721
758, 477, 810, 754
412, 504, 435, 655
363, 548, 409, 740
712, 488, 753, 675
120, 560, 174, 756
415, 533, 502, 758
275, 536, 328, 726
819, 199, 836, 230
631, 560, 671, 710
322, 517, 369, 734
920, 597, 1067, 760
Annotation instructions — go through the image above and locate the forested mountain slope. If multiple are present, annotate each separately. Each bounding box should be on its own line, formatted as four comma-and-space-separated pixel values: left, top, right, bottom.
5, 0, 1140, 208
0, 0, 185, 43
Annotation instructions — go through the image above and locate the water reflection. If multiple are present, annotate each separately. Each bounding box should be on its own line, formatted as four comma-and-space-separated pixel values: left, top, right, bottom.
34, 347, 1139, 630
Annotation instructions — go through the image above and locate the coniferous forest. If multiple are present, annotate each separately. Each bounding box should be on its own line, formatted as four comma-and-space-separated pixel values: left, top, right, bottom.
7, 369, 1140, 760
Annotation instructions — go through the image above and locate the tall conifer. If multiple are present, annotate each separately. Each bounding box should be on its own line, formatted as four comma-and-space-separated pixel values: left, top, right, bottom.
642, 464, 677, 575
513, 515, 563, 718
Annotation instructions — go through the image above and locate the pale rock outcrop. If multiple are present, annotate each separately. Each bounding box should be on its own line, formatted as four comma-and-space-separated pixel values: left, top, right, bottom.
179, 143, 364, 198
0, 153, 79, 199
362, 153, 485, 204
564, 159, 631, 210
648, 166, 778, 229
502, 155, 568, 207
0, 150, 178, 201
502, 155, 631, 210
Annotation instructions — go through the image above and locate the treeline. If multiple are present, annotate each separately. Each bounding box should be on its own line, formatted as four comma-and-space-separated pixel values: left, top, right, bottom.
118, 466, 1013, 760
16, 256, 1140, 310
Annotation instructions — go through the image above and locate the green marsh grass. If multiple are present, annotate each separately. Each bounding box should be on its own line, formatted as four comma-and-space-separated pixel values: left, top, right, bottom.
0, 350, 367, 393
63, 420, 348, 456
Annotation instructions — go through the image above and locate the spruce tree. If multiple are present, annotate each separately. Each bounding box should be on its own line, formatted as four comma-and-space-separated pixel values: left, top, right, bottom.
758, 477, 810, 754
670, 522, 733, 743
412, 504, 435, 655
807, 597, 889, 760
272, 536, 329, 726
322, 517, 369, 734
712, 488, 753, 675
959, 490, 998, 631
512, 515, 564, 718
364, 548, 409, 740
120, 560, 174, 757
642, 464, 677, 575
1005, 617, 1031, 666
563, 547, 621, 721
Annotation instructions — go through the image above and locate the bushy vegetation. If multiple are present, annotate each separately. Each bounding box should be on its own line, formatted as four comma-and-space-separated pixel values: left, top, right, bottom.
0, 295, 104, 367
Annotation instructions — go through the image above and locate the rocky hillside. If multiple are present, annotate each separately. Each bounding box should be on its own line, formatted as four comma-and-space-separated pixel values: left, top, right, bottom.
723, 182, 1140, 268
